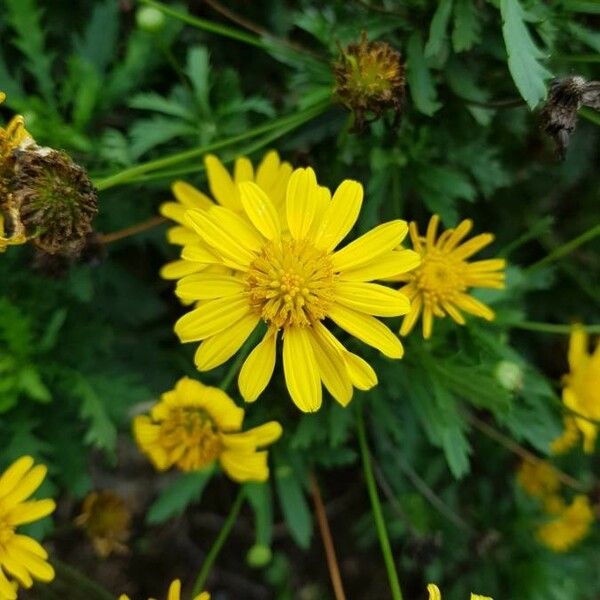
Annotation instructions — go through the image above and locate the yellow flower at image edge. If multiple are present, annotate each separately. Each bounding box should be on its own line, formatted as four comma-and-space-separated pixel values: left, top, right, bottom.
160, 151, 292, 280
427, 583, 492, 600
536, 495, 595, 552
394, 214, 505, 339
551, 325, 600, 454
134, 377, 282, 482
0, 456, 56, 600
174, 167, 420, 412
119, 579, 209, 600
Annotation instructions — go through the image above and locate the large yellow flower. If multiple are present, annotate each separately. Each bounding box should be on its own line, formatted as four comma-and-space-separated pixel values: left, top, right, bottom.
160, 151, 292, 280
394, 214, 505, 339
119, 579, 209, 600
133, 377, 282, 482
551, 325, 600, 454
0, 456, 56, 600
536, 495, 595, 552
427, 583, 492, 600
174, 166, 419, 412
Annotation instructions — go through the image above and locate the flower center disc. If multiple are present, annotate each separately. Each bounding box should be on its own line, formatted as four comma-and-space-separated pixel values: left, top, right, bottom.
414, 250, 466, 303
245, 239, 336, 329
160, 407, 221, 470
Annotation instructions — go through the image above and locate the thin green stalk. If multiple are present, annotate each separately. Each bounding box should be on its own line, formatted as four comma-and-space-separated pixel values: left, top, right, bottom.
580, 106, 600, 126
219, 334, 257, 392
527, 222, 600, 272
94, 100, 330, 191
52, 559, 114, 600
553, 54, 600, 63
192, 488, 245, 596
356, 408, 403, 600
502, 321, 600, 334
140, 0, 265, 49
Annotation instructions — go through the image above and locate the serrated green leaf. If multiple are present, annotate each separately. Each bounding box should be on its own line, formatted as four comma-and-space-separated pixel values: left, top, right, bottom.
425, 0, 454, 58
275, 462, 312, 549
452, 0, 481, 52
18, 366, 51, 403
500, 0, 552, 109
129, 92, 195, 120
146, 469, 213, 524
406, 32, 442, 116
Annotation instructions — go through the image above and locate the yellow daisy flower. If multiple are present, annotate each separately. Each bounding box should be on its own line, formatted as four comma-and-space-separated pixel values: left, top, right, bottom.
427, 583, 492, 600
133, 377, 282, 482
0, 456, 56, 600
516, 459, 561, 500
394, 214, 505, 339
119, 579, 209, 600
536, 494, 595, 552
551, 325, 600, 454
160, 151, 292, 280
174, 166, 419, 412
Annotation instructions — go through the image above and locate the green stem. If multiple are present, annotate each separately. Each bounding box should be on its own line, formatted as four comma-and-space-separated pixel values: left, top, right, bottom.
356, 408, 403, 600
140, 0, 265, 49
502, 321, 600, 334
52, 559, 114, 600
192, 488, 245, 596
527, 222, 600, 272
219, 327, 264, 391
94, 100, 330, 191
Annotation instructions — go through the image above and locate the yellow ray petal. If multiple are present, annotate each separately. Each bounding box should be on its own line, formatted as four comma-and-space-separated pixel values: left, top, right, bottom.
238, 329, 278, 402
453, 293, 495, 320
7, 499, 56, 526
399, 294, 423, 336
286, 167, 318, 240
452, 233, 494, 260
234, 156, 254, 183
172, 180, 214, 210
282, 327, 322, 412
160, 259, 204, 280
205, 154, 241, 210
342, 250, 421, 281
568, 325, 588, 372
0, 465, 47, 507
0, 456, 34, 498
336, 281, 411, 316
239, 181, 281, 240
220, 450, 269, 482
427, 584, 442, 600
176, 274, 245, 302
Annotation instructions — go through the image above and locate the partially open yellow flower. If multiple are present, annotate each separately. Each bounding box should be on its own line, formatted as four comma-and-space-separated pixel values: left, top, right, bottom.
160, 151, 292, 280
394, 215, 505, 339
551, 325, 600, 454
536, 494, 594, 552
133, 377, 282, 482
427, 583, 492, 600
174, 166, 419, 412
0, 456, 56, 600
119, 579, 209, 600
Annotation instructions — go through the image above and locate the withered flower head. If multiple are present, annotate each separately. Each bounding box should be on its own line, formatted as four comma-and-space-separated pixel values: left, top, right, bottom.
333, 32, 405, 130
11, 147, 98, 255
539, 76, 600, 160
75, 490, 132, 558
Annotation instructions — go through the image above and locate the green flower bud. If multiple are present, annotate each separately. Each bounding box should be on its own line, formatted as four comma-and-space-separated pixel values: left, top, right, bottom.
494, 360, 524, 392
136, 6, 166, 33
246, 544, 273, 568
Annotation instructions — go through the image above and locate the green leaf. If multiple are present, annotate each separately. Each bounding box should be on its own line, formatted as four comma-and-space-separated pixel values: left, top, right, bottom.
146, 469, 214, 524
186, 46, 211, 117
244, 482, 274, 547
425, 0, 454, 58
129, 92, 195, 120
452, 0, 481, 52
500, 0, 552, 108
18, 366, 51, 403
274, 462, 312, 549
406, 32, 442, 116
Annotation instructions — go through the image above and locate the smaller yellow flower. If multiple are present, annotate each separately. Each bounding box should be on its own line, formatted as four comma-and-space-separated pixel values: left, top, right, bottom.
394, 214, 505, 339
160, 151, 292, 280
427, 583, 492, 600
75, 491, 131, 558
536, 494, 595, 552
133, 377, 282, 482
516, 459, 561, 500
0, 456, 56, 600
551, 325, 600, 454
119, 579, 209, 600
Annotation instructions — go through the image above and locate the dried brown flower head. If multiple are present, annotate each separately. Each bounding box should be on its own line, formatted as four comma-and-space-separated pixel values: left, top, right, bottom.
333, 32, 405, 130
539, 76, 600, 160
75, 490, 132, 558
11, 147, 98, 255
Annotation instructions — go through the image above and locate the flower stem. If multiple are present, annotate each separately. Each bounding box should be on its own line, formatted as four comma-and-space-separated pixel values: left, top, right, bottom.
503, 321, 600, 335
527, 222, 600, 272
100, 216, 167, 244
52, 559, 114, 600
356, 408, 404, 600
192, 488, 245, 596
94, 100, 330, 191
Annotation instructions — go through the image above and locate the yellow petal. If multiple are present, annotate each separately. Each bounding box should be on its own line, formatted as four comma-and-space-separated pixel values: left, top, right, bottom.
344, 352, 377, 390
282, 327, 322, 412
286, 167, 318, 240
332, 221, 408, 272
194, 313, 259, 370
313, 180, 363, 251
342, 250, 421, 281
172, 180, 214, 209
336, 282, 411, 316
309, 326, 353, 407
427, 584, 442, 600
399, 294, 423, 337
328, 304, 404, 359
7, 499, 55, 526
160, 259, 204, 280
0, 465, 47, 507
160, 201, 188, 225
568, 325, 588, 372
0, 569, 17, 600
234, 156, 254, 183
452, 233, 494, 259
247, 421, 283, 445
453, 293, 495, 320
221, 421, 282, 451
180, 243, 221, 264
239, 181, 281, 240
0, 456, 34, 498
220, 450, 269, 482
176, 274, 245, 301
167, 579, 182, 600
238, 329, 278, 402
440, 219, 472, 251
167, 226, 198, 246
205, 154, 241, 210
256, 151, 292, 206
175, 295, 250, 342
